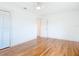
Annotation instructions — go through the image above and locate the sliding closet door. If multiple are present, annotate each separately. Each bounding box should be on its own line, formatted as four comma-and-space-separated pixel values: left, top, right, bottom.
0, 15, 2, 48
0, 11, 10, 49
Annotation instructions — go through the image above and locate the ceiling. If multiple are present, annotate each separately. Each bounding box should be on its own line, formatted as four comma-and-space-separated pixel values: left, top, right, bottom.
0, 2, 79, 16
18, 2, 79, 16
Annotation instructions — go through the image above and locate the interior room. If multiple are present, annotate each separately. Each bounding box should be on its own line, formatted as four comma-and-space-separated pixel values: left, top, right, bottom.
0, 2, 79, 56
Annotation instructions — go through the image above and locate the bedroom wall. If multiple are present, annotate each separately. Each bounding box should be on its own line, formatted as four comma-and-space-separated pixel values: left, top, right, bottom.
42, 10, 79, 41
0, 3, 37, 46
11, 11, 37, 46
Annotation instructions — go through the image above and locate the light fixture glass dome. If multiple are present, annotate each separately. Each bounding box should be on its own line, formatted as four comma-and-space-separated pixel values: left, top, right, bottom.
36, 6, 41, 10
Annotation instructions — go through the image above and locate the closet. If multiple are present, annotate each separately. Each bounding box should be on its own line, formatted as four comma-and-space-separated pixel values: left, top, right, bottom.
0, 10, 11, 49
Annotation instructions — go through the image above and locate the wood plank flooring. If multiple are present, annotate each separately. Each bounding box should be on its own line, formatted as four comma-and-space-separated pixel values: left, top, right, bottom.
0, 37, 79, 56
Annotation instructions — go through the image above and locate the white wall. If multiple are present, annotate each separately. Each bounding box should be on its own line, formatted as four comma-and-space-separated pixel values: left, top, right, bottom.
0, 3, 37, 46
12, 11, 37, 46
42, 10, 79, 41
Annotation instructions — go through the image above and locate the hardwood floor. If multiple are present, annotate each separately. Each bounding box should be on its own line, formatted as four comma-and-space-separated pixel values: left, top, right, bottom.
0, 37, 79, 56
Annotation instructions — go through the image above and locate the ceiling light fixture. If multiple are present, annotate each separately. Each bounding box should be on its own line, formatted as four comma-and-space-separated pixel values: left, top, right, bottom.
35, 2, 42, 10
36, 6, 41, 10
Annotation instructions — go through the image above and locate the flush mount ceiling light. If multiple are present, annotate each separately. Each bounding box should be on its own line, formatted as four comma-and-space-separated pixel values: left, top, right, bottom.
36, 6, 41, 10
34, 2, 42, 10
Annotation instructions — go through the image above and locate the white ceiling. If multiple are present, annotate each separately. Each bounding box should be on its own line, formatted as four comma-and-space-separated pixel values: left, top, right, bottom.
17, 2, 79, 16
0, 2, 79, 16
33, 2, 79, 16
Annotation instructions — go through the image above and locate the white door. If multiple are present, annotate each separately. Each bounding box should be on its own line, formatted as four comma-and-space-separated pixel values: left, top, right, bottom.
0, 11, 10, 49
41, 19, 48, 37
0, 15, 3, 48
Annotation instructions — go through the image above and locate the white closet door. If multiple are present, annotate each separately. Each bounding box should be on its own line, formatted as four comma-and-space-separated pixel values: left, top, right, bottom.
41, 19, 48, 37
0, 15, 3, 48
0, 11, 10, 49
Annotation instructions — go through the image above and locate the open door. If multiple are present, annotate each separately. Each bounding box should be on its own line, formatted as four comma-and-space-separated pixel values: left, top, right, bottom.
0, 11, 11, 49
